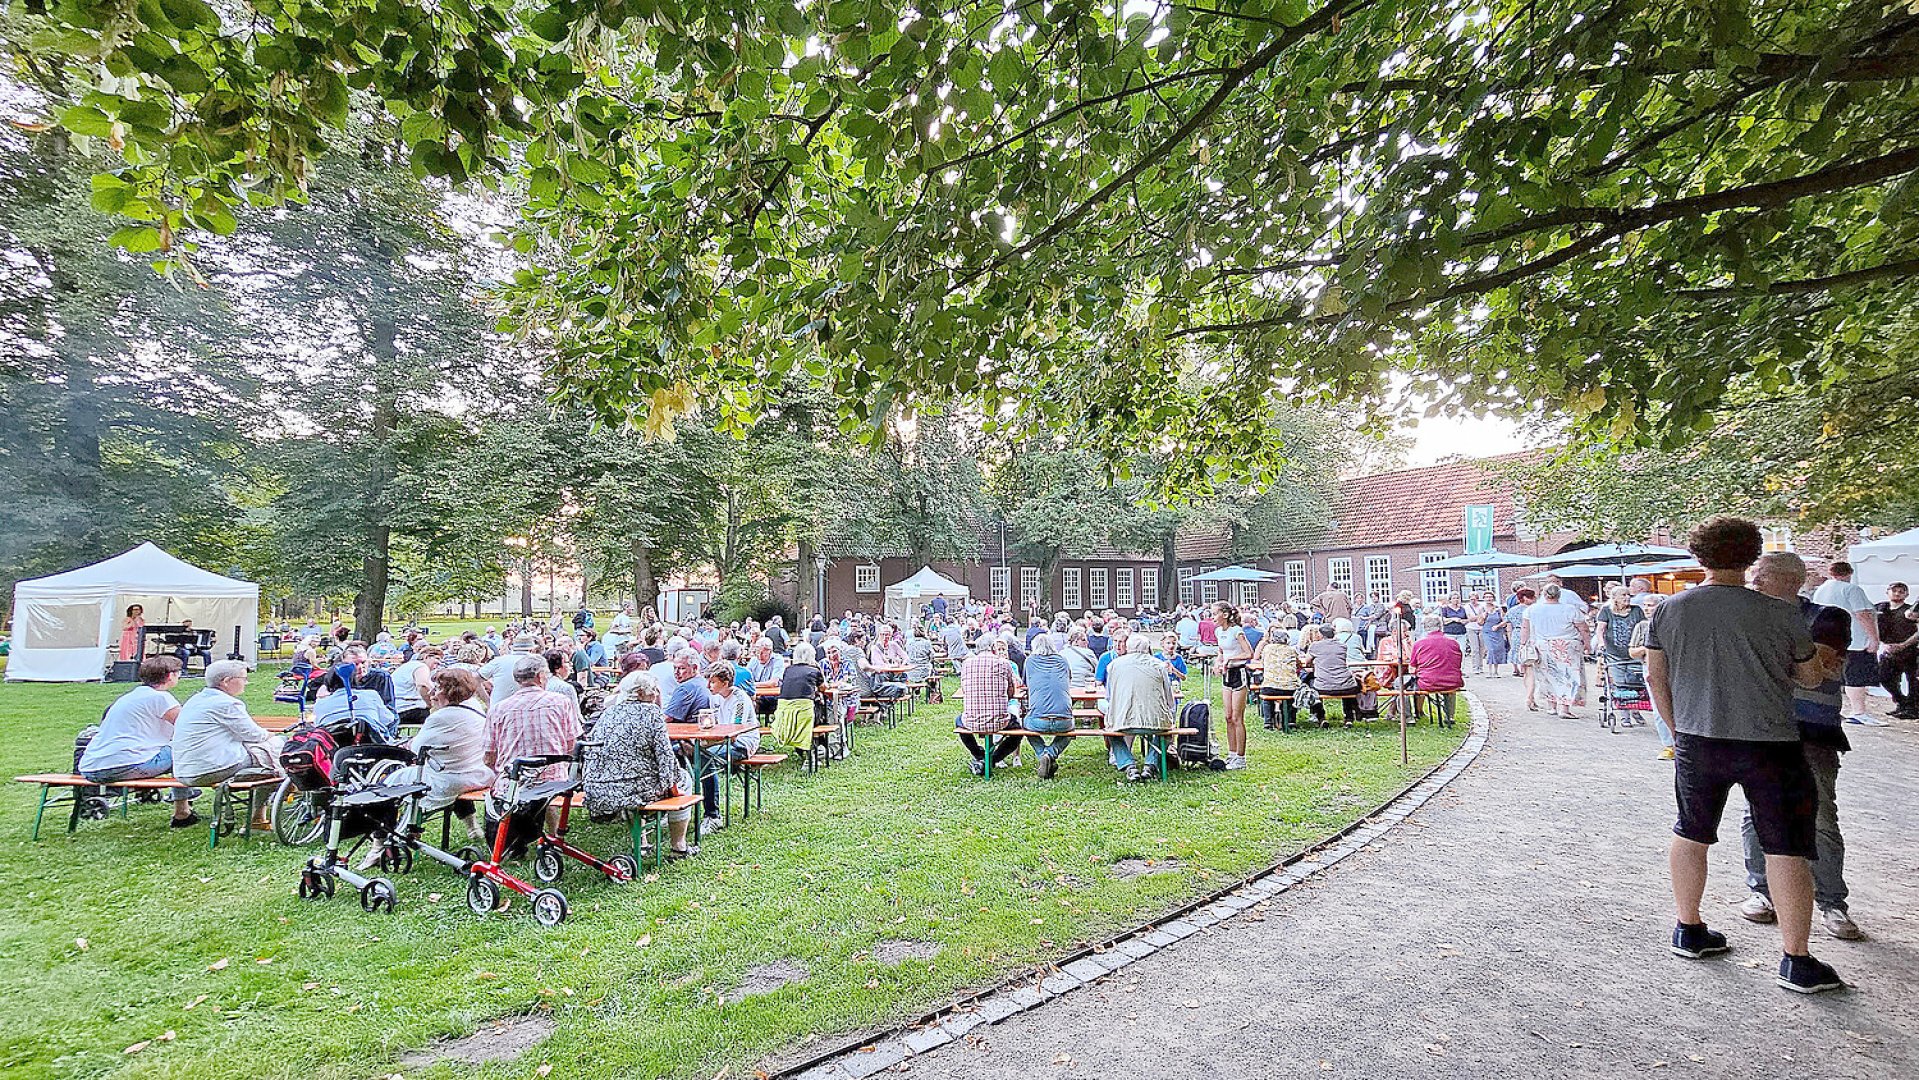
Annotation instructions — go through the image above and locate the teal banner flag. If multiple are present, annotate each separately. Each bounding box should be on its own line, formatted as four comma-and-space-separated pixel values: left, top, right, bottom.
1464, 505, 1495, 554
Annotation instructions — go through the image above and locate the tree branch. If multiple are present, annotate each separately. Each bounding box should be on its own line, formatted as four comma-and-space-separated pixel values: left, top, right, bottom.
1673, 256, 1919, 298
955, 0, 1374, 288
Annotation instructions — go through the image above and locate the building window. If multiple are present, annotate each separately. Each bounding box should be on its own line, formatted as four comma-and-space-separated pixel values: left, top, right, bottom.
1200, 565, 1220, 603
1019, 566, 1040, 612
1238, 581, 1261, 608
1178, 565, 1195, 605
1762, 526, 1794, 552
1062, 567, 1082, 610
1329, 557, 1353, 595
1466, 569, 1498, 595
1089, 567, 1109, 608
990, 566, 1011, 607
1420, 551, 1450, 605
1141, 567, 1161, 609
1365, 555, 1392, 602
1284, 560, 1307, 602
856, 564, 880, 593
1116, 568, 1135, 608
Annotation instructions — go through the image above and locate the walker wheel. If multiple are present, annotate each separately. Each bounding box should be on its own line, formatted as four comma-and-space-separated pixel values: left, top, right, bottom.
454, 846, 483, 867
533, 844, 564, 884
360, 878, 398, 913
531, 888, 569, 927
466, 875, 501, 915
608, 854, 638, 883
319, 873, 336, 899
297, 871, 316, 900
82, 797, 113, 821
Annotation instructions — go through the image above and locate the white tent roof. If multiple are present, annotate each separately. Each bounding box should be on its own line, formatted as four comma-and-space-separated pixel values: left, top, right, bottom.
15, 542, 257, 598
1850, 526, 1919, 596
9, 544, 259, 682
886, 565, 971, 597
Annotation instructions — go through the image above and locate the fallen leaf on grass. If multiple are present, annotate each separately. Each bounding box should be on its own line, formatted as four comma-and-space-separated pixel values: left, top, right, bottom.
207, 958, 229, 972
158, 1031, 176, 1042
633, 935, 651, 948
427, 893, 443, 903
254, 957, 274, 965
1688, 1054, 1705, 1063
184, 995, 207, 1011
75, 937, 88, 951
537, 1065, 553, 1077
302, 982, 319, 991
124, 1041, 151, 1054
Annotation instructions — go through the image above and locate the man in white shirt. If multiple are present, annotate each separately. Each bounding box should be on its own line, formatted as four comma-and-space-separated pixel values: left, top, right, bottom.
172, 660, 282, 829
1811, 560, 1883, 724
79, 657, 199, 826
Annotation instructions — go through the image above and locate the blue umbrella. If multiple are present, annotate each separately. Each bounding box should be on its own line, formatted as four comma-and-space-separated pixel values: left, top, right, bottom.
1415, 551, 1549, 571
1186, 565, 1280, 582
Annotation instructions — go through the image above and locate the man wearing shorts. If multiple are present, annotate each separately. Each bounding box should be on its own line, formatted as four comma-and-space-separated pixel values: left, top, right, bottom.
1811, 561, 1882, 724
1644, 516, 1842, 994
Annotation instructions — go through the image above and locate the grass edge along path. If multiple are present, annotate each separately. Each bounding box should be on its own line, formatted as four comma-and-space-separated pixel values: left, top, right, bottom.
0, 674, 1464, 1080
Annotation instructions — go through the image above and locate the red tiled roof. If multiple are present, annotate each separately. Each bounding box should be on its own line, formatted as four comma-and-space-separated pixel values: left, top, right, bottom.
1326, 455, 1531, 550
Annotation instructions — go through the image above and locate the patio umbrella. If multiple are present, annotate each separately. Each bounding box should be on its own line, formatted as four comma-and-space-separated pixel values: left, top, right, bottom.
1548, 560, 1698, 579
1186, 565, 1280, 582
1538, 542, 1690, 565
1415, 550, 1549, 571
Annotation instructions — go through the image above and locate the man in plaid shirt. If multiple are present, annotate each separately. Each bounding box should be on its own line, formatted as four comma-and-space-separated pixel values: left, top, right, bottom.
486, 654, 584, 798
957, 649, 1023, 776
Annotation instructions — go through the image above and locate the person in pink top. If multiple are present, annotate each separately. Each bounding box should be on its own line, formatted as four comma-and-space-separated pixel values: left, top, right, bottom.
1197, 612, 1218, 647
1407, 614, 1466, 728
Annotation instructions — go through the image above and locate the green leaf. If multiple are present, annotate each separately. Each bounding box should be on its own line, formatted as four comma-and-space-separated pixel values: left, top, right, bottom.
157, 0, 220, 30
59, 106, 115, 138
110, 225, 165, 253
530, 8, 570, 42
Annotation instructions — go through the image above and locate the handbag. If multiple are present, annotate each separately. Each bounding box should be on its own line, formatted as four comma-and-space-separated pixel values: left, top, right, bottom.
1292, 684, 1321, 710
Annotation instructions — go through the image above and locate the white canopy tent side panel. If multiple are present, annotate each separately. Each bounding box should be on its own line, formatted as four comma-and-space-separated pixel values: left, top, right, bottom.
7, 543, 261, 682
883, 566, 971, 623
1849, 526, 1919, 600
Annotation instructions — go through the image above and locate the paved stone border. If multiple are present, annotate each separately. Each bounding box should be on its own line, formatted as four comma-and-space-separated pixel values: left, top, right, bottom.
774, 697, 1494, 1080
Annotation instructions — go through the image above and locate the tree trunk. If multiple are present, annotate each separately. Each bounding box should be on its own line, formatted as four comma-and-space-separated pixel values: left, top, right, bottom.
1038, 549, 1062, 613
631, 542, 660, 614
1160, 532, 1179, 610
519, 561, 534, 618
795, 539, 818, 620
355, 523, 389, 640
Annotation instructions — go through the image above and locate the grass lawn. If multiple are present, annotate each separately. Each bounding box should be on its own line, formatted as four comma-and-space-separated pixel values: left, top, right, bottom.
0, 671, 1464, 1079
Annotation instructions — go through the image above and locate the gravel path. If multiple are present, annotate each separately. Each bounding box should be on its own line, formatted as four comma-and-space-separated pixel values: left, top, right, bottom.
891, 674, 1919, 1079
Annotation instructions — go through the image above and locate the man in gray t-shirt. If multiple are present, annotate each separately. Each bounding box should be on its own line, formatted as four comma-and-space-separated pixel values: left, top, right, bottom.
1645, 586, 1812, 742
1645, 516, 1841, 995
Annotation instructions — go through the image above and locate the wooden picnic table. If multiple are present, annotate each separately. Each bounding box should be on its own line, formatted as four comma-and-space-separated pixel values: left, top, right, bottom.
666, 722, 758, 826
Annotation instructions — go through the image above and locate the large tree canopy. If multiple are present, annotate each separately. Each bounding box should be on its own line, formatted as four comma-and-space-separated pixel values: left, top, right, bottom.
14, 0, 1919, 495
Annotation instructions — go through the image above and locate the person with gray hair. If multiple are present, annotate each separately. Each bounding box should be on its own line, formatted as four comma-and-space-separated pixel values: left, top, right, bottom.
1407, 613, 1466, 728
172, 659, 281, 830
1104, 635, 1176, 781
1740, 550, 1862, 941
581, 670, 696, 858
1022, 633, 1076, 778
483, 651, 584, 854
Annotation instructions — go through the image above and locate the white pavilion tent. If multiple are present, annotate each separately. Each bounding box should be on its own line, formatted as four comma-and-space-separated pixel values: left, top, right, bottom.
7, 543, 259, 682
883, 566, 971, 623
1849, 526, 1919, 599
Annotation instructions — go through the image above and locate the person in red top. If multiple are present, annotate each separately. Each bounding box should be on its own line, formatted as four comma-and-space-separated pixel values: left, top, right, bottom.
1407, 614, 1466, 728
1197, 611, 1218, 647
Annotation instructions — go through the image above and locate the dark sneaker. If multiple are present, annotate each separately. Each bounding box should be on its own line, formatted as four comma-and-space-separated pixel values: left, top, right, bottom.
1671, 922, 1731, 959
169, 813, 203, 829
968, 759, 985, 777
1036, 751, 1058, 780
1778, 953, 1845, 994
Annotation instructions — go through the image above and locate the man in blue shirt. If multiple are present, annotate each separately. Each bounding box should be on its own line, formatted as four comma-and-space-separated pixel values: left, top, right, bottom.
1021, 635, 1075, 779
662, 653, 711, 722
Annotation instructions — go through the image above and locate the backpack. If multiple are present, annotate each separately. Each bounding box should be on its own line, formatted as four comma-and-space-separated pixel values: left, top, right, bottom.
279, 722, 342, 791
1175, 701, 1222, 769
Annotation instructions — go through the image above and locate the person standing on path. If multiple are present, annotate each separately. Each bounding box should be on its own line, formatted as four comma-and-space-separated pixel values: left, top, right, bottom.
1739, 552, 1862, 942
1874, 583, 1917, 719
1644, 516, 1842, 994
1811, 561, 1883, 725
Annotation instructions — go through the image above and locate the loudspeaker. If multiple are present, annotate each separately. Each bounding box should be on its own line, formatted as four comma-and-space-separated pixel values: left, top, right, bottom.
107, 660, 140, 683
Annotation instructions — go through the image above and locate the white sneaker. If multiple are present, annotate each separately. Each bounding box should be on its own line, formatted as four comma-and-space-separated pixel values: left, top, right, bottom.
1822, 908, 1863, 940
1224, 753, 1248, 771
1739, 893, 1777, 923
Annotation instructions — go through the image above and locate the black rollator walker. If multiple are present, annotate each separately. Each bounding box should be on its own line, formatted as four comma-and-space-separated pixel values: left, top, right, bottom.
374, 745, 492, 879
297, 745, 418, 913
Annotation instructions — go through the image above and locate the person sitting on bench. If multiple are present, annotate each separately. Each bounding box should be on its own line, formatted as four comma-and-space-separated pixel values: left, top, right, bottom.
1104, 636, 1177, 782
1407, 613, 1466, 727
1022, 634, 1076, 779
957, 646, 1023, 775
78, 656, 199, 827
1301, 625, 1360, 725
172, 660, 282, 830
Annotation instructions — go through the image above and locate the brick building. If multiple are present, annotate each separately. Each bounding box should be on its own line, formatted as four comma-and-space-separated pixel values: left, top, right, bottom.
814, 456, 1857, 620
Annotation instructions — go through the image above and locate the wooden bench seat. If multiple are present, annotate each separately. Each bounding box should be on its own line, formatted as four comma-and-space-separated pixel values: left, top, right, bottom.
971, 728, 1200, 780
15, 772, 279, 845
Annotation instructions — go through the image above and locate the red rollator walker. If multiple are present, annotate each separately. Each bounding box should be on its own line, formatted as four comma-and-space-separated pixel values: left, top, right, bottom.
463, 751, 632, 926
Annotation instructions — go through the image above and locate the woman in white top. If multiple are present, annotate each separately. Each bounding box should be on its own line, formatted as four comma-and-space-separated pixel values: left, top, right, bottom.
407, 667, 494, 841
1519, 584, 1590, 719
1214, 602, 1254, 770
1061, 628, 1100, 685
390, 645, 442, 726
